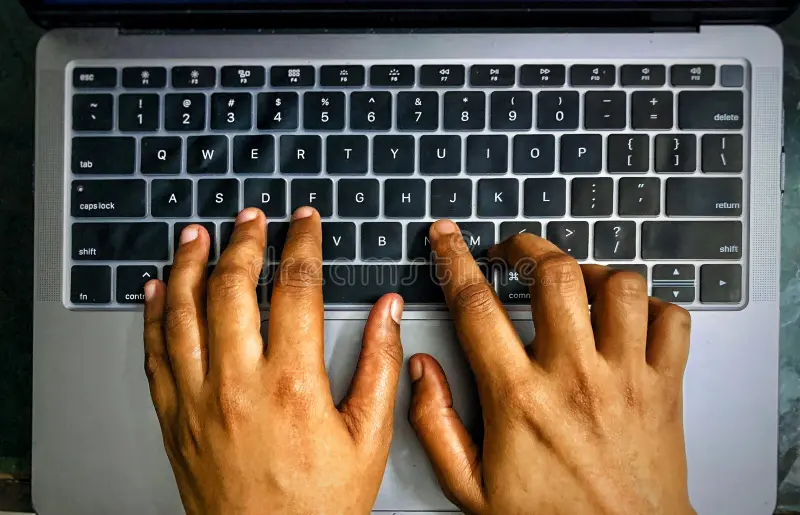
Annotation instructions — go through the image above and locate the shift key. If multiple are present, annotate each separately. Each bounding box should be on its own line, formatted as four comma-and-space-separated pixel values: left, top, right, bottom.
71, 180, 146, 217
679, 91, 743, 130
641, 221, 742, 260
73, 222, 169, 261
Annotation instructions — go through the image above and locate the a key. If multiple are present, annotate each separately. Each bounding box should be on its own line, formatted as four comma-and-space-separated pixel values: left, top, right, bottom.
151, 179, 192, 218
679, 91, 743, 130
116, 266, 158, 304
702, 135, 744, 173
547, 222, 590, 260
198, 179, 240, 218
655, 135, 697, 174
666, 178, 743, 217
290, 179, 333, 216
384, 179, 426, 218
652, 287, 695, 304
73, 94, 113, 131
571, 65, 616, 86
221, 66, 266, 88
244, 178, 287, 218
671, 65, 716, 87
444, 92, 486, 131
611, 265, 648, 281
304, 92, 346, 131
420, 135, 461, 175
370, 65, 415, 87
513, 135, 556, 174
267, 222, 290, 262
118, 94, 160, 132
71, 266, 111, 304
490, 91, 533, 131
618, 178, 660, 217
397, 92, 439, 131
584, 91, 626, 130
459, 223, 496, 259
420, 65, 466, 87
631, 91, 674, 130
74, 68, 117, 88
271, 66, 315, 87
407, 222, 433, 261
594, 221, 636, 260
607, 134, 649, 174
520, 65, 566, 87
537, 91, 579, 130
561, 135, 603, 174
362, 222, 403, 260
621, 65, 666, 87
211, 93, 253, 131
477, 179, 519, 218
351, 92, 392, 131
72, 222, 168, 261
524, 178, 567, 217
700, 264, 743, 303
187, 136, 228, 174
373, 136, 415, 175
164, 93, 206, 131
174, 222, 217, 260
338, 179, 380, 218
571, 178, 613, 217
500, 222, 543, 240
322, 222, 357, 260
233, 135, 275, 174
172, 66, 216, 88
641, 221, 742, 260
470, 65, 515, 87
72, 137, 135, 175
653, 264, 695, 282
257, 92, 299, 131
122, 67, 167, 89
71, 179, 146, 218
320, 65, 366, 87
430, 179, 472, 218
467, 135, 508, 175
141, 137, 182, 175
327, 135, 369, 175
280, 135, 322, 174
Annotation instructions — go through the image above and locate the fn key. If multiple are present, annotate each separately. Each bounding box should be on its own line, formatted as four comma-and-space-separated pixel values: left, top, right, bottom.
71, 266, 111, 304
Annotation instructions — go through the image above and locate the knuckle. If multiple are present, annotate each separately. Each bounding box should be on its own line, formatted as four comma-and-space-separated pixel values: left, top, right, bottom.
605, 271, 648, 300
271, 370, 316, 415
213, 380, 253, 425
207, 269, 252, 303
143, 351, 166, 382
164, 302, 198, 334
276, 257, 322, 293
451, 282, 496, 316
663, 303, 692, 331
536, 252, 582, 292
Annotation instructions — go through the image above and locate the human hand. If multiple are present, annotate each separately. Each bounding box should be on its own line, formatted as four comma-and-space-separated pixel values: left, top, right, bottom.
408, 220, 695, 515
143, 207, 404, 515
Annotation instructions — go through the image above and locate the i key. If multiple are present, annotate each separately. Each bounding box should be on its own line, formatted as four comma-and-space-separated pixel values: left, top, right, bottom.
467, 136, 508, 175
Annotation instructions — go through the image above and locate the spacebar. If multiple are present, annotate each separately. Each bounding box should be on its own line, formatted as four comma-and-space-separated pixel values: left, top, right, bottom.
322, 264, 446, 305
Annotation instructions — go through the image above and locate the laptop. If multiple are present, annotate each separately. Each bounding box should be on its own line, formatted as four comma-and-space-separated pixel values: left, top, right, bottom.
24, 0, 791, 513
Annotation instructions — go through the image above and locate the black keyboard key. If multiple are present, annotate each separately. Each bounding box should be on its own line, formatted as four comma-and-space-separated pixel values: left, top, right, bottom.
72, 137, 135, 175
257, 92, 299, 131
172, 66, 216, 88
118, 94, 160, 132
122, 67, 167, 89
162, 265, 216, 286
652, 287, 695, 304
467, 135, 508, 175
73, 222, 168, 261
490, 91, 533, 131
267, 222, 290, 262
420, 135, 461, 175
477, 178, 519, 218
320, 65, 365, 87
702, 134, 744, 173
327, 135, 369, 175
74, 68, 117, 89
198, 179, 240, 218
571, 178, 613, 217
459, 223, 496, 259
547, 222, 590, 260
233, 135, 275, 174
362, 222, 402, 260
220, 222, 235, 253
407, 223, 433, 261
497, 263, 533, 306
430, 179, 472, 218
524, 178, 566, 217
174, 222, 217, 260
500, 222, 542, 240
211, 93, 253, 131
679, 91, 743, 130
304, 92, 346, 131
653, 264, 695, 282
618, 178, 660, 217
370, 65, 415, 87
141, 137, 182, 175
71, 179, 146, 218
700, 264, 742, 303
570, 65, 616, 86
470, 65, 515, 87
561, 135, 602, 174
271, 66, 315, 87
187, 136, 228, 175
641, 221, 742, 260
322, 222, 357, 260
164, 93, 206, 131
116, 266, 158, 304
651, 266, 695, 301
444, 92, 486, 130
584, 91, 626, 130
151, 179, 192, 218
280, 135, 322, 174
399, 265, 450, 304
397, 92, 439, 131
290, 179, 333, 216
666, 178, 743, 217
420, 65, 465, 87
71, 266, 111, 304
720, 65, 745, 88
350, 92, 392, 131
373, 136, 415, 175
655, 135, 697, 174
671, 65, 715, 87
537, 91, 579, 130
384, 179, 426, 218
594, 221, 636, 261
244, 178, 287, 217
221, 66, 266, 88
607, 135, 649, 174
621, 65, 666, 87
631, 91, 674, 130
73, 94, 113, 131
513, 135, 555, 175
338, 179, 380, 218
520, 65, 566, 87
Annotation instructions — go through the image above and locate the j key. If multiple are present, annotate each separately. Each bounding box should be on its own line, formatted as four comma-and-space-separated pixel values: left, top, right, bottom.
594, 221, 636, 261
500, 222, 543, 240
653, 264, 695, 282
271, 66, 315, 87
304, 92, 346, 131
71, 179, 146, 218
290, 179, 333, 216
187, 136, 228, 175
384, 179, 426, 218
164, 93, 206, 131
327, 135, 369, 175
244, 178, 287, 217
397, 92, 439, 131
267, 222, 290, 262
211, 93, 253, 131
122, 67, 167, 89
118, 94, 160, 132
652, 287, 695, 304
470, 65, 515, 87
370, 65, 415, 87
351, 92, 392, 131
116, 266, 158, 304
490, 91, 533, 131
570, 65, 616, 86
679, 91, 743, 130
618, 177, 661, 217
280, 135, 322, 174
561, 135, 602, 174
373, 136, 415, 175
524, 178, 567, 217
666, 178, 743, 217
257, 92, 299, 131
655, 135, 697, 173
198, 179, 240, 218
141, 137, 182, 175
430, 179, 472, 218
151, 179, 192, 218
513, 135, 556, 174
420, 65, 466, 87
641, 221, 742, 260
520, 65, 566, 87
584, 91, 626, 130
233, 135, 275, 174
71, 266, 111, 304
467, 135, 508, 175
420, 135, 461, 175
73, 94, 113, 131
320, 65, 366, 87
72, 137, 135, 175
700, 264, 743, 303
338, 179, 380, 218
537, 91, 579, 130
73, 222, 168, 261
221, 66, 266, 88
459, 222, 496, 259
571, 178, 613, 217
322, 222, 356, 260
702, 135, 744, 173
621, 65, 666, 87
73, 68, 117, 88
671, 65, 716, 87
407, 223, 433, 261
608, 135, 649, 174
611, 265, 648, 281
172, 66, 216, 88
362, 222, 403, 260
174, 222, 217, 260
547, 222, 590, 260
477, 178, 519, 218
444, 92, 486, 131
631, 91, 674, 130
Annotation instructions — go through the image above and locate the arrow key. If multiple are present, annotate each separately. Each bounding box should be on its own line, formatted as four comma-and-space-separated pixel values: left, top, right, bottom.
701, 264, 742, 303
652, 286, 695, 304
116, 265, 158, 304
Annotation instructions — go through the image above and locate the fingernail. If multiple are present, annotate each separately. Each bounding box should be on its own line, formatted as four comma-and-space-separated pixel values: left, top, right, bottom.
180, 226, 199, 245
144, 281, 157, 302
236, 208, 260, 225
409, 357, 423, 382
293, 206, 315, 220
390, 296, 404, 324
430, 219, 458, 241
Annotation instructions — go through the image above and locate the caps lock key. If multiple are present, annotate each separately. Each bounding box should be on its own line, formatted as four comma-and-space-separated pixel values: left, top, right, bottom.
71, 180, 146, 218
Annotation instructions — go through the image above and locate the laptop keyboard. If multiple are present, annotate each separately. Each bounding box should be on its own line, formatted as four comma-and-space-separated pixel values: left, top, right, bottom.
67, 61, 747, 310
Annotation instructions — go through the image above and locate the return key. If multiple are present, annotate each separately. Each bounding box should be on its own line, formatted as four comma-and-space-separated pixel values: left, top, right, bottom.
666, 178, 743, 217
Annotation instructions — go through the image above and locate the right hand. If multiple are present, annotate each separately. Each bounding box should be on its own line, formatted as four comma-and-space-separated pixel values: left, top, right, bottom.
408, 220, 695, 515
